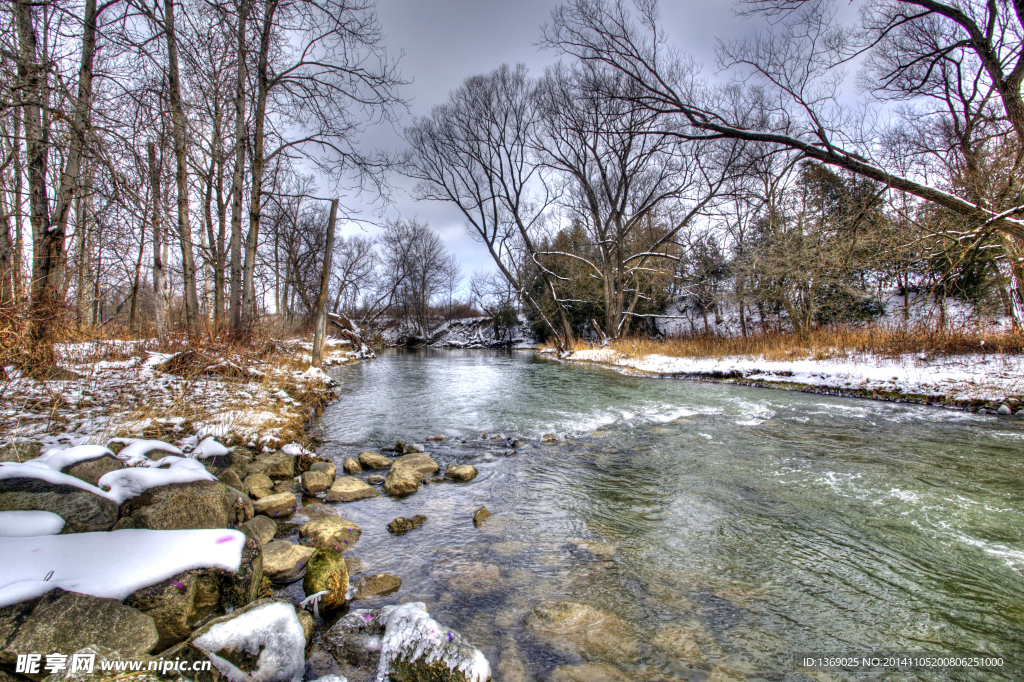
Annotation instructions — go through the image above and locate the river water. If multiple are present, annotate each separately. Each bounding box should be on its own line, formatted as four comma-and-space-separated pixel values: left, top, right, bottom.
310, 349, 1024, 681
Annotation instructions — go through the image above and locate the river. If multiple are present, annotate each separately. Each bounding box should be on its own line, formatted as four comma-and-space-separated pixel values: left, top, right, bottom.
306, 348, 1023, 681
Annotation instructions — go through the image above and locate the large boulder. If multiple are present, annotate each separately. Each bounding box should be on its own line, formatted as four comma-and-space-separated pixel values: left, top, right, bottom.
325, 477, 379, 503
445, 465, 478, 483
357, 451, 392, 470
308, 461, 336, 479
262, 540, 315, 583
240, 515, 277, 546
381, 468, 420, 498
248, 452, 295, 480
300, 470, 332, 495
302, 549, 348, 610
0, 441, 41, 463
392, 453, 440, 478
61, 455, 125, 487
0, 590, 159, 680
216, 468, 247, 495
118, 481, 229, 530
0, 477, 117, 533
298, 517, 361, 550
242, 472, 273, 492
123, 537, 263, 651
251, 491, 297, 519
323, 602, 490, 682
189, 599, 305, 682
351, 574, 401, 600
525, 601, 639, 663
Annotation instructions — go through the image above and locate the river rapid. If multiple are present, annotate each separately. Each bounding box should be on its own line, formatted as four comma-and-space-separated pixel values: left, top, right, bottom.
308, 348, 1024, 681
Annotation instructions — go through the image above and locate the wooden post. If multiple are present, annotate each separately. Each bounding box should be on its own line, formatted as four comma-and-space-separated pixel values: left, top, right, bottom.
311, 198, 338, 368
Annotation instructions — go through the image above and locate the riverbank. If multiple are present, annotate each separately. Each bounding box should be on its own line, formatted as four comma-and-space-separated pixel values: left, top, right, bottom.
0, 336, 366, 451
557, 346, 1024, 413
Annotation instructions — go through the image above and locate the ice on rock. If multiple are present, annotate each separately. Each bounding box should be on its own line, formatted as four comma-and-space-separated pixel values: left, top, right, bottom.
308, 676, 347, 682
98, 456, 216, 503
0, 510, 65, 536
30, 444, 114, 471
192, 436, 230, 459
192, 601, 306, 682
108, 438, 184, 466
0, 528, 246, 607
372, 602, 490, 682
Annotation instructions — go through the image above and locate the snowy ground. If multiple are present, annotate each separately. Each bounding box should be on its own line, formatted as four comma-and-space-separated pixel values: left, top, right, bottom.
564, 348, 1024, 410
0, 337, 365, 450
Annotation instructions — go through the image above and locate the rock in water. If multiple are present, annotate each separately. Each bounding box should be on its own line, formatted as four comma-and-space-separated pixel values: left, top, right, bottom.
252, 491, 297, 519
62, 455, 125, 487
0, 478, 118, 533
190, 599, 306, 682
299, 516, 361, 550
352, 574, 401, 600
124, 537, 264, 651
387, 515, 426, 535
472, 507, 491, 527
301, 470, 333, 495
263, 541, 315, 583
445, 465, 478, 482
525, 600, 639, 663
541, 434, 557, 444
309, 461, 337, 479
367, 475, 385, 485
343, 458, 363, 474
392, 453, 439, 478
240, 515, 278, 546
323, 602, 490, 682
382, 468, 420, 498
0, 590, 159, 680
357, 451, 393, 470
325, 476, 379, 503
550, 663, 631, 682
302, 549, 349, 610
998, 403, 1013, 415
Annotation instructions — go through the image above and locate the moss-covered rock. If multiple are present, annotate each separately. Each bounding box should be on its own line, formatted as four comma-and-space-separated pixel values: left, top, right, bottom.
302, 548, 348, 610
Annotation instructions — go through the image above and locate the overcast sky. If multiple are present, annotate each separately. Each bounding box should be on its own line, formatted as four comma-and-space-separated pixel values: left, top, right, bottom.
335, 0, 762, 290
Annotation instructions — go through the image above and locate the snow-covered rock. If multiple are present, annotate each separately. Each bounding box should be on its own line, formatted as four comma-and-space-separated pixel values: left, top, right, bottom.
98, 456, 216, 504
191, 600, 307, 682
193, 437, 230, 459
0, 528, 246, 608
109, 439, 184, 466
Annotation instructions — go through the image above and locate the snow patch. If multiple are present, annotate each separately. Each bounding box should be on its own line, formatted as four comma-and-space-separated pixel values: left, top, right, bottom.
98, 456, 216, 503
193, 437, 230, 459
29, 445, 114, 471
0, 511, 65, 537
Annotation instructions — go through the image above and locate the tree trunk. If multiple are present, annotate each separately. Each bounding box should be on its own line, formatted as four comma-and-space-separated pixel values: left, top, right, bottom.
228, 0, 249, 332
163, 0, 201, 332
148, 142, 167, 336
311, 199, 338, 367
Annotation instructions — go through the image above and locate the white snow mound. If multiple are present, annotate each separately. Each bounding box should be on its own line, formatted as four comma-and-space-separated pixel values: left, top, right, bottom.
193, 601, 306, 682
0, 511, 65, 537
98, 456, 216, 503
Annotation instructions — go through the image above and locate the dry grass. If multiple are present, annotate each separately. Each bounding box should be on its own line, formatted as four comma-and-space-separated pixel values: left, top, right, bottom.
568, 324, 1024, 362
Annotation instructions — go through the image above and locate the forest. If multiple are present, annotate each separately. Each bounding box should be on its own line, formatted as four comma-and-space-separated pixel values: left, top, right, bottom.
2, 0, 1023, 364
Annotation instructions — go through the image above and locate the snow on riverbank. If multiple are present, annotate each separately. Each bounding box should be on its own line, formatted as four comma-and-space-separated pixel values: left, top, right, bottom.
564, 348, 1024, 409
0, 337, 359, 449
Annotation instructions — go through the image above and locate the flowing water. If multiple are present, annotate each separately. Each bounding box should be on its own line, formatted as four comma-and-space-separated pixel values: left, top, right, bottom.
303, 349, 1024, 681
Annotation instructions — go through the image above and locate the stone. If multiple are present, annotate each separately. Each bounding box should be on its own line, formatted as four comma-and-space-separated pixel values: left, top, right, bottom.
262, 540, 315, 583
61, 454, 124, 487
444, 465, 478, 482
427, 435, 447, 442
0, 590, 158, 680
273, 479, 298, 494
243, 472, 273, 491
357, 451, 393, 470
444, 563, 502, 596
325, 476, 379, 503
472, 506, 491, 527
299, 516, 361, 550
157, 642, 223, 682
351, 573, 401, 600
119, 481, 230, 530
309, 461, 337, 479
0, 441, 41, 463
217, 468, 247, 493
240, 515, 277, 546
391, 452, 439, 478
651, 622, 711, 667
296, 607, 314, 644
998, 403, 1013, 415
223, 486, 254, 524
302, 549, 349, 610
381, 467, 420, 497
248, 452, 295, 480
511, 439, 525, 448
252, 491, 297, 519
345, 556, 365, 575
541, 434, 557, 444
0, 477, 117, 533
342, 457, 363, 474
387, 515, 426, 535
124, 537, 263, 651
550, 663, 631, 682
568, 538, 616, 558
247, 486, 275, 500
367, 475, 385, 485
301, 470, 333, 495
525, 601, 639, 663
187, 599, 305, 682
